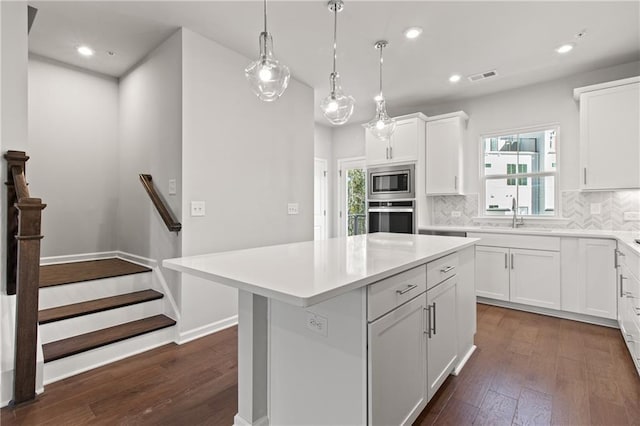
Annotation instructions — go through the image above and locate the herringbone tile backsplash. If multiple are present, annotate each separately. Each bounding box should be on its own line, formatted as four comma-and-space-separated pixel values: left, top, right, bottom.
432, 190, 640, 231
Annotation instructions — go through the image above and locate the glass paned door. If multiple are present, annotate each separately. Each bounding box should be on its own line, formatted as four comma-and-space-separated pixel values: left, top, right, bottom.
338, 158, 367, 237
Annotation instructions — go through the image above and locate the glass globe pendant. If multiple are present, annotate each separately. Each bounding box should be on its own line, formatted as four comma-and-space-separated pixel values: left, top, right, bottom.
245, 0, 290, 102
366, 40, 396, 140
320, 0, 355, 125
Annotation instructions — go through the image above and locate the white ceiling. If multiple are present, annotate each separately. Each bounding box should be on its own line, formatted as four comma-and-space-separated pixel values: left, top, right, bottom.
28, 1, 640, 124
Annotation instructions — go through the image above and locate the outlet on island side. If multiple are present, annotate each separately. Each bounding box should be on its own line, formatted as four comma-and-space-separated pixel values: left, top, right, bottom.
306, 312, 328, 337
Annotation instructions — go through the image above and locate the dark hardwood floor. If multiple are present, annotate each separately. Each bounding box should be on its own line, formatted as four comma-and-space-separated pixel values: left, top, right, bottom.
2, 304, 639, 425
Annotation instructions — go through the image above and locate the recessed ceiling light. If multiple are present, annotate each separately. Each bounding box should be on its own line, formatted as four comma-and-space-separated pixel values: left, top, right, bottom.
77, 45, 95, 57
555, 43, 575, 54
449, 74, 461, 83
404, 27, 423, 39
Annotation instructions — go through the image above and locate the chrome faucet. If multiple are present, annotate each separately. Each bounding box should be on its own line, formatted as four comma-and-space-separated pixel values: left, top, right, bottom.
512, 198, 524, 228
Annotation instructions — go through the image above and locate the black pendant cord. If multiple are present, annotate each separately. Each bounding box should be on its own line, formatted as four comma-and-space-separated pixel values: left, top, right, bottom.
263, 0, 268, 33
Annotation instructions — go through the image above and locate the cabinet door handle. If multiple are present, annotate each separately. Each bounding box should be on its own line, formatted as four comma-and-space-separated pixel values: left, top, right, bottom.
505, 253, 508, 269
396, 284, 418, 295
385, 147, 388, 159
614, 249, 619, 269
426, 305, 432, 338
389, 147, 393, 159
431, 302, 437, 335
454, 176, 458, 190
620, 274, 625, 298
583, 168, 587, 185
440, 265, 455, 273
511, 253, 514, 269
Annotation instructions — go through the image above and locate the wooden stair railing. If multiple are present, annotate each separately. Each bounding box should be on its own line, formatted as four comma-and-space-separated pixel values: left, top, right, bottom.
4, 150, 46, 405
139, 174, 181, 233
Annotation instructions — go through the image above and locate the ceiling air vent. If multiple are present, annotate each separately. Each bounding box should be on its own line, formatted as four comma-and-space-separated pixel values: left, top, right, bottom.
468, 70, 498, 82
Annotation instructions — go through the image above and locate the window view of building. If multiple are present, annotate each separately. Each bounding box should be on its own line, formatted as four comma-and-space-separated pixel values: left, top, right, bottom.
482, 128, 557, 216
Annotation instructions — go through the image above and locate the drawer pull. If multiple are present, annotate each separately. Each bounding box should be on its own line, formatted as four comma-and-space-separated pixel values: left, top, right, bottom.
633, 307, 640, 315
396, 284, 418, 295
440, 266, 455, 273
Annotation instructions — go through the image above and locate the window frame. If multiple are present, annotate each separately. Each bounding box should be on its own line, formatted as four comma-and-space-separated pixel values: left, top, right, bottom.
479, 124, 560, 218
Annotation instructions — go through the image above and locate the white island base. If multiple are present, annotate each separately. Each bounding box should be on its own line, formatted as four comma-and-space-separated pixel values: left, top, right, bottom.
164, 233, 478, 426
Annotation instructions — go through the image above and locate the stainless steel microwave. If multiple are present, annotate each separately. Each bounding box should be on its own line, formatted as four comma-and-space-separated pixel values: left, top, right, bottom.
368, 164, 415, 200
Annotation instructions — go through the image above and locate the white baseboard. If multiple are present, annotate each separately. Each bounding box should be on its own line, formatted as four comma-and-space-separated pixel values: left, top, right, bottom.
116, 252, 158, 268
178, 315, 238, 345
234, 414, 269, 426
40, 251, 118, 266
477, 297, 619, 328
453, 345, 477, 376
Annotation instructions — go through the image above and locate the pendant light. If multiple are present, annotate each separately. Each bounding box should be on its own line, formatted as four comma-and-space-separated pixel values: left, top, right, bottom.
245, 0, 290, 102
320, 0, 355, 125
366, 40, 396, 141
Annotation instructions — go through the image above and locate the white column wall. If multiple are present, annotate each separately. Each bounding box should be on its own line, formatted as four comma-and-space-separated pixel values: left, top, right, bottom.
118, 30, 183, 307
180, 28, 314, 337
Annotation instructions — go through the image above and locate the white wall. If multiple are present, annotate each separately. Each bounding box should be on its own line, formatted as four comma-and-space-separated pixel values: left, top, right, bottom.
28, 56, 119, 256
180, 28, 314, 336
314, 124, 334, 237
118, 30, 183, 306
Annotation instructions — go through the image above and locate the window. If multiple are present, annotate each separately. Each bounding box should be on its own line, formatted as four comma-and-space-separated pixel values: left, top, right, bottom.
482, 126, 558, 216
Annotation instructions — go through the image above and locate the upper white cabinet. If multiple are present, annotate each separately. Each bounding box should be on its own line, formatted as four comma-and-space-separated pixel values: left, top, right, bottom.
425, 111, 468, 195
574, 77, 640, 190
365, 113, 426, 166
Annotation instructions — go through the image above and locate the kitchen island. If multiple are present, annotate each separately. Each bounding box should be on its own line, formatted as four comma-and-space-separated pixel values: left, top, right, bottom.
164, 233, 478, 426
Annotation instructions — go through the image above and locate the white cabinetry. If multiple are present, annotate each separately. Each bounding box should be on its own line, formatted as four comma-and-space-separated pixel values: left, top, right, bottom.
368, 295, 427, 426
561, 238, 617, 319
426, 276, 458, 400
618, 244, 640, 376
574, 77, 640, 190
475, 246, 510, 301
510, 248, 560, 310
365, 113, 426, 166
470, 233, 560, 310
425, 111, 468, 195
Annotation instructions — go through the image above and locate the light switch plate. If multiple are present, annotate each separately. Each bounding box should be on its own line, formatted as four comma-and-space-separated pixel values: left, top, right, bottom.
590, 203, 601, 215
168, 179, 177, 195
623, 211, 640, 221
288, 203, 299, 215
191, 201, 205, 217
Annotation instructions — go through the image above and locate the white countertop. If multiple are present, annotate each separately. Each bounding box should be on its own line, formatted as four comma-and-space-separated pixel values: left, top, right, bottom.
163, 233, 478, 307
419, 225, 640, 255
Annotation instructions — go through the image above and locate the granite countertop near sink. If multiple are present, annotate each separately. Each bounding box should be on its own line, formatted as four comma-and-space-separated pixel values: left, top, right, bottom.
419, 225, 640, 255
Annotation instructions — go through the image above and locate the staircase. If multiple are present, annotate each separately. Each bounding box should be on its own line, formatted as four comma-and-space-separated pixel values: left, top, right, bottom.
38, 258, 176, 384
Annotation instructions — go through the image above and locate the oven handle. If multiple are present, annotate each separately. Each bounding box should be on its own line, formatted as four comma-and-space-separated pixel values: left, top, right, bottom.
368, 208, 415, 213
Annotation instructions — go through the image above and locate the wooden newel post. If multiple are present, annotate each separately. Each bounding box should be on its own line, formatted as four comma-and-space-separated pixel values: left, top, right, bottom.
12, 198, 46, 405
4, 150, 29, 295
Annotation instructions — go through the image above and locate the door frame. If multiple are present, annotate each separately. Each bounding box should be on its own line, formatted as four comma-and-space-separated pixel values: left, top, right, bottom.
314, 157, 328, 240
337, 157, 366, 237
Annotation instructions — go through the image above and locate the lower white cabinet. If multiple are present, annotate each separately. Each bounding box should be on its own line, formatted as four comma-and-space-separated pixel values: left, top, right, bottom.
426, 277, 458, 400
510, 248, 561, 310
368, 295, 427, 426
475, 244, 560, 310
618, 246, 640, 376
476, 246, 510, 301
561, 238, 617, 319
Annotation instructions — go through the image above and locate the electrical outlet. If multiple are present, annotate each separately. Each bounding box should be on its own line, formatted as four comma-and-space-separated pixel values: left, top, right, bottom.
624, 211, 640, 221
191, 201, 205, 217
590, 203, 601, 215
168, 179, 177, 195
306, 312, 328, 337
288, 203, 299, 215
451, 211, 462, 218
